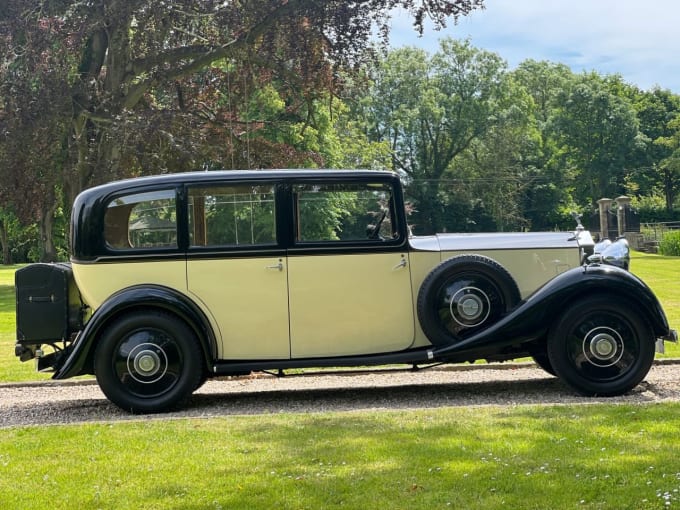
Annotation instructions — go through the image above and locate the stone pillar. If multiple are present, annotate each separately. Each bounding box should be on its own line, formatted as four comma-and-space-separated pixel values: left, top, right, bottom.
597, 198, 613, 240
615, 196, 631, 237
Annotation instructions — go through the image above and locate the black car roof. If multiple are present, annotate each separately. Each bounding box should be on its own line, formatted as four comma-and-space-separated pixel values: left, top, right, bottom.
78, 169, 398, 198
70, 169, 402, 261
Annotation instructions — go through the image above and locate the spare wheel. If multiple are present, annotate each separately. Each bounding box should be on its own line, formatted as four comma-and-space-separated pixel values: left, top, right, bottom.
417, 254, 521, 347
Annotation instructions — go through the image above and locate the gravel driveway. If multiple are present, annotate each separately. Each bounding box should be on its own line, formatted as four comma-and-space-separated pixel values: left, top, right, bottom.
1, 362, 679, 428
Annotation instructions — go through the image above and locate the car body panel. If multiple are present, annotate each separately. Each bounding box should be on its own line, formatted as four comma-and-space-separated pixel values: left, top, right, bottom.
72, 260, 187, 309
287, 252, 415, 357
440, 248, 582, 298
411, 233, 588, 298
187, 256, 290, 359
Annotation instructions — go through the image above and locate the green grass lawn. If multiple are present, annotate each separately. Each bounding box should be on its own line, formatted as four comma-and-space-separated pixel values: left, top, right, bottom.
630, 252, 680, 357
1, 404, 680, 509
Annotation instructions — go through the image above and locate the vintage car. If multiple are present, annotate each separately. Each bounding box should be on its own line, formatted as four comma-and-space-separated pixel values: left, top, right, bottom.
14, 169, 677, 412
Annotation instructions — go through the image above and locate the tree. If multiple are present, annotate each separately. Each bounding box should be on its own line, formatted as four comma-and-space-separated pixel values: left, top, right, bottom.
551, 73, 644, 205
359, 39, 508, 233
654, 114, 680, 212
511, 60, 581, 229
631, 88, 680, 212
0, 0, 485, 261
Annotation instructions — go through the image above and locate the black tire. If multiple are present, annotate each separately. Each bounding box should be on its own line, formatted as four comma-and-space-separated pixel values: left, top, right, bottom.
547, 296, 655, 396
417, 255, 521, 347
94, 310, 203, 413
531, 350, 556, 376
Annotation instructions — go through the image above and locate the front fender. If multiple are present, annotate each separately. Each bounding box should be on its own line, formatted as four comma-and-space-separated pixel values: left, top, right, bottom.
432, 264, 672, 358
53, 285, 217, 379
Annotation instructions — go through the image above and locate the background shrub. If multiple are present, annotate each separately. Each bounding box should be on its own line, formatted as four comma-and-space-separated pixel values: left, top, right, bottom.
659, 230, 680, 256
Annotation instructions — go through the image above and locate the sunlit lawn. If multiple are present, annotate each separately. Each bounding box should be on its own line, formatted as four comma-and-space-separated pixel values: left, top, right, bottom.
630, 252, 680, 357
2, 405, 680, 510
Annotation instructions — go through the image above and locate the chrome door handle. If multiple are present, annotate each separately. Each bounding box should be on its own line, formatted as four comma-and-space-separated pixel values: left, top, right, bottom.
393, 256, 407, 270
266, 259, 284, 271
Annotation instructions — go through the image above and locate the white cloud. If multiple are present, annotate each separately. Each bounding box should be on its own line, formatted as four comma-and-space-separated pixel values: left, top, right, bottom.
389, 0, 680, 92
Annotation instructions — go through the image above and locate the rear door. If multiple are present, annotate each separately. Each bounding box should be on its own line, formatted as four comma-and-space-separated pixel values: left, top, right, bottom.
185, 183, 290, 360
286, 180, 415, 358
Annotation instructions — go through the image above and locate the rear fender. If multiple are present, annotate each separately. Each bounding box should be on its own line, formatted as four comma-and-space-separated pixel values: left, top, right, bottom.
53, 285, 217, 379
432, 264, 672, 358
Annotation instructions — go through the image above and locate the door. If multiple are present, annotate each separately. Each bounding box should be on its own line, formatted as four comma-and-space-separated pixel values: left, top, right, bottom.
185, 183, 290, 359
286, 181, 415, 358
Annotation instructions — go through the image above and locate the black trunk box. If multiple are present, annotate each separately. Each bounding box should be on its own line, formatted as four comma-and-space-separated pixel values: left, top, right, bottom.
15, 263, 81, 343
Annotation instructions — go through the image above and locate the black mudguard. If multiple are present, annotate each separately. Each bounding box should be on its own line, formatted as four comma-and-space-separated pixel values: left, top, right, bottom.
432, 263, 672, 358
53, 285, 217, 379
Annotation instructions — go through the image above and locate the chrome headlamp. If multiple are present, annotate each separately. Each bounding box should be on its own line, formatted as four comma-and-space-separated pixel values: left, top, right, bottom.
587, 238, 630, 270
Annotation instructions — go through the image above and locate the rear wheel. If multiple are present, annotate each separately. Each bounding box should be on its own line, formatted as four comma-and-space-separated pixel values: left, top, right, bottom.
530, 350, 556, 376
95, 311, 203, 413
547, 296, 655, 396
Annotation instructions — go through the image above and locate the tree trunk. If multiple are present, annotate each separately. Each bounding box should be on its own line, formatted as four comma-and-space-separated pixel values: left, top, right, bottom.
39, 204, 58, 263
0, 218, 10, 265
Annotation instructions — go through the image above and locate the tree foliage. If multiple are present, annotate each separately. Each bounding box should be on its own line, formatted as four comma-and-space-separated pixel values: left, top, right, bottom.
356, 48, 680, 233
4, 1, 680, 260
358, 39, 508, 233
0, 0, 483, 261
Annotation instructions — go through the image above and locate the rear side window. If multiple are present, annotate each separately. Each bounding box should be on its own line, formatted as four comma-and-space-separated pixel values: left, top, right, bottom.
104, 190, 178, 250
188, 184, 276, 247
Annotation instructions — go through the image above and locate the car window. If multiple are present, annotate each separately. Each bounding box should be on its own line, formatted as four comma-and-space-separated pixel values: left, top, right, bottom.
293, 182, 397, 243
188, 184, 276, 247
104, 190, 177, 250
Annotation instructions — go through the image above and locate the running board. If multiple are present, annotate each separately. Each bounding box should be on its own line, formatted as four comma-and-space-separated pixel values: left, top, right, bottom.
212, 348, 434, 375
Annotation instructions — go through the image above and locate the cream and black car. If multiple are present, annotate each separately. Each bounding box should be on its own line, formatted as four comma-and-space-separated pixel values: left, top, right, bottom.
15, 170, 677, 412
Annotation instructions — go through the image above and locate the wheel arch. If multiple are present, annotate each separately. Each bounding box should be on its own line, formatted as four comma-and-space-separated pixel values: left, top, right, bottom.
431, 264, 671, 359
53, 285, 217, 380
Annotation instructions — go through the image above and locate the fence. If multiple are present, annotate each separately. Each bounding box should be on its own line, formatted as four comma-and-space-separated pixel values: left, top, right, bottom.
636, 221, 680, 252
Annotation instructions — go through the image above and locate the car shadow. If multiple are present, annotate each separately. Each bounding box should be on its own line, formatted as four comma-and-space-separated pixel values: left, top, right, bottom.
185, 376, 657, 415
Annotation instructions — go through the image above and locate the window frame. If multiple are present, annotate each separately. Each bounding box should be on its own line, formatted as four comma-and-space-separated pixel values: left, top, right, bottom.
101, 186, 182, 256
283, 177, 407, 253
184, 180, 287, 257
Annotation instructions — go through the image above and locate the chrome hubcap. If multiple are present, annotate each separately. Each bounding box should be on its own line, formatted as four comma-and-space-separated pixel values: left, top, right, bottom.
582, 327, 624, 367
127, 343, 168, 383
450, 287, 491, 327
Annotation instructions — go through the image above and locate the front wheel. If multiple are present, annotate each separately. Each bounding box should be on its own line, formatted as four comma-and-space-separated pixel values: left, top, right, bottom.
547, 296, 655, 396
94, 311, 203, 413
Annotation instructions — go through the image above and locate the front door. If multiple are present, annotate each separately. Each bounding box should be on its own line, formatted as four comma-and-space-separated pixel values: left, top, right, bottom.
286, 181, 415, 358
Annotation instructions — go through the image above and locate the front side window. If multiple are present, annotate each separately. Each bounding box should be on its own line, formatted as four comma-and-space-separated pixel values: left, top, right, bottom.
188, 184, 276, 247
104, 190, 177, 250
294, 182, 398, 243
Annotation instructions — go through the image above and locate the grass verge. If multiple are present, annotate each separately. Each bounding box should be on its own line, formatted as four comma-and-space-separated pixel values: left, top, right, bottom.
1, 404, 680, 509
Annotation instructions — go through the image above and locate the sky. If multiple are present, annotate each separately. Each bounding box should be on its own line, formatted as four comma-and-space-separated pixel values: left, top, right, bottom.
389, 0, 680, 93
